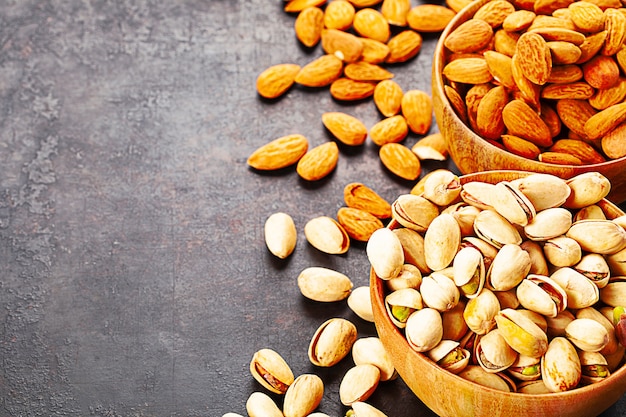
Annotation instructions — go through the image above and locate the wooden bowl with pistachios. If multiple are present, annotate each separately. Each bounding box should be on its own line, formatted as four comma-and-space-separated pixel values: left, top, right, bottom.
431, 0, 626, 205
370, 170, 626, 417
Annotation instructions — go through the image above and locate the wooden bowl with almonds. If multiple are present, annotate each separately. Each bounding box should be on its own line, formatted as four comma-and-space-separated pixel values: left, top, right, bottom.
370, 170, 626, 417
431, 0, 626, 205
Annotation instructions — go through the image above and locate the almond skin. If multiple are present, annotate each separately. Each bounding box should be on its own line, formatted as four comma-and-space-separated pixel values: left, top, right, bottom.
444, 19, 494, 53
321, 29, 364, 63
256, 64, 302, 99
515, 32, 552, 85
582, 55, 620, 90
330, 78, 377, 101
248, 134, 309, 170
296, 141, 340, 181
406, 4, 456, 32
501, 99, 553, 147
369, 115, 409, 146
324, 0, 355, 31
476, 85, 509, 139
353, 8, 390, 43
344, 61, 394, 81
385, 30, 423, 63
322, 112, 368, 146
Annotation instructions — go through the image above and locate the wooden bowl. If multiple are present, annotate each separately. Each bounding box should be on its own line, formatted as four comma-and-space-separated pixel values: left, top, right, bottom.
370, 171, 626, 417
431, 0, 626, 205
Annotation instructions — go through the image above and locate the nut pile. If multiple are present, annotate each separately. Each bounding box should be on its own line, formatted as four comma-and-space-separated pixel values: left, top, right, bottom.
370, 169, 626, 393
441, 0, 626, 163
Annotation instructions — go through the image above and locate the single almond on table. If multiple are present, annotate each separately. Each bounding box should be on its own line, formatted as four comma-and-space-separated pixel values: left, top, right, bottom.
256, 63, 301, 99
379, 143, 421, 180
337, 207, 384, 242
385, 30, 423, 63
321, 29, 364, 63
295, 54, 344, 87
401, 89, 433, 135
344, 61, 394, 81
411, 133, 448, 161
324, 0, 356, 31
353, 8, 390, 43
248, 134, 309, 170
322, 112, 368, 146
344, 183, 392, 219
284, 0, 328, 13
374, 79, 403, 117
381, 0, 412, 26
406, 4, 456, 32
295, 6, 324, 47
360, 38, 391, 64
330, 78, 377, 101
370, 115, 409, 146
296, 141, 340, 181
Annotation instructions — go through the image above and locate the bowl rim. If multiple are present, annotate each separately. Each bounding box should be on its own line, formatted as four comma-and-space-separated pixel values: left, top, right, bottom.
431, 0, 626, 170
371, 170, 626, 401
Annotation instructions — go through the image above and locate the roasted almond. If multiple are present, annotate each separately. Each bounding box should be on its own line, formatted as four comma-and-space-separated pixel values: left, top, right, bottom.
330, 78, 377, 100
476, 85, 509, 139
582, 55, 620, 90
337, 207, 384, 242
322, 112, 368, 146
248, 134, 309, 170
584, 101, 626, 140
295, 6, 324, 47
556, 98, 597, 140
602, 8, 626, 56
381, 0, 411, 26
589, 77, 626, 109
473, 0, 516, 28
502, 10, 536, 32
515, 32, 552, 85
296, 141, 340, 181
546, 64, 584, 83
484, 50, 516, 89
502, 134, 541, 159
295, 54, 344, 87
568, 1, 605, 33
256, 63, 301, 99
547, 41, 582, 65
406, 4, 456, 32
576, 30, 607, 64
540, 81, 595, 100
411, 133, 449, 161
443, 57, 494, 84
324, 0, 356, 30
549, 139, 606, 164
344, 61, 394, 81
360, 38, 391, 64
321, 29, 364, 63
444, 85, 468, 124
374, 79, 404, 117
501, 99, 553, 147
601, 121, 626, 158
379, 143, 421, 180
385, 30, 423, 64
444, 19, 494, 54
538, 151, 583, 165
369, 115, 409, 146
284, 0, 328, 13
353, 8, 390, 43
401, 90, 433, 135
344, 183, 392, 219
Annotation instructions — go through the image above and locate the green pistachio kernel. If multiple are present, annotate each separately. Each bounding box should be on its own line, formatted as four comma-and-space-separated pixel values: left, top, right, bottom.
391, 305, 412, 323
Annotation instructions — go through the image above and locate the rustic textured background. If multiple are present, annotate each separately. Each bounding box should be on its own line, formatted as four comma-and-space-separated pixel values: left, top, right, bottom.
0, 1, 624, 416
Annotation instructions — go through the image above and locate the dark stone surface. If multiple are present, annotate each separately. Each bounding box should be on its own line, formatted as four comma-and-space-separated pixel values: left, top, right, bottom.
0, 1, 624, 416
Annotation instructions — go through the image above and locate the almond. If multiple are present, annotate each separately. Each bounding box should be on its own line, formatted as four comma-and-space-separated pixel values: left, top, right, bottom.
549, 139, 606, 164
476, 85, 509, 139
374, 79, 404, 117
330, 78, 377, 100
540, 102, 562, 138
347, 0, 383, 7
248, 134, 309, 170
494, 29, 520, 57
379, 143, 421, 180
527, 15, 577, 32
556, 98, 597, 140
322, 112, 368, 146
444, 85, 468, 124
401, 89, 433, 135
337, 207, 384, 242
533, 0, 575, 17
344, 183, 392, 219
406, 5, 456, 33
568, 1, 605, 32
576, 30, 607, 64
324, 0, 356, 31
411, 133, 449, 161
601, 121, 626, 158
446, 0, 474, 13
385, 30, 423, 64
516, 32, 552, 85
584, 102, 626, 140
547, 41, 582, 65
527, 27, 586, 45
502, 10, 536, 32
484, 50, 516, 89
501, 99, 553, 147
502, 134, 541, 159
295, 54, 344, 87
321, 29, 364, 63
589, 77, 626, 109
602, 8, 626, 56
538, 151, 584, 165
369, 115, 409, 146
381, 0, 411, 26
284, 0, 328, 13
256, 63, 301, 99
295, 7, 324, 47
582, 55, 620, 89
540, 81, 595, 100
296, 141, 339, 181
443, 57, 494, 84
465, 83, 493, 133
444, 19, 494, 54
547, 64, 583, 83
344, 61, 394, 81
353, 8, 390, 43
473, 0, 516, 28
360, 38, 391, 64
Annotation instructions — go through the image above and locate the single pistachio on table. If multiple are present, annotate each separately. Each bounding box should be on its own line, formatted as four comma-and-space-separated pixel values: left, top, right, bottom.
347, 286, 374, 322
297, 266, 353, 302
308, 318, 357, 367
352, 337, 396, 381
222, 413, 244, 417
250, 348, 294, 394
541, 337, 581, 393
346, 401, 388, 417
264, 212, 297, 259
339, 364, 381, 406
246, 391, 283, 417
304, 215, 350, 254
283, 374, 324, 417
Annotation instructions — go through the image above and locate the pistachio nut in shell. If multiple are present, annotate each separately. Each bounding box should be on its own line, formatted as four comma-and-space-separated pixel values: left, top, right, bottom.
463, 288, 500, 335
297, 267, 353, 302
394, 228, 429, 274
443, 203, 481, 237
563, 172, 611, 209
304, 216, 350, 254
473, 209, 522, 249
246, 392, 283, 417
574, 204, 606, 222
516, 274, 568, 317
452, 246, 485, 299
600, 278, 626, 307
490, 181, 536, 227
510, 173, 571, 211
494, 289, 521, 311
576, 306, 619, 356
348, 286, 374, 322
222, 413, 244, 417
424, 213, 461, 271
385, 288, 423, 328
420, 272, 460, 312
477, 329, 518, 374
543, 236, 582, 267
565, 318, 609, 352
457, 365, 512, 392
367, 228, 404, 279
421, 169, 462, 206
460, 181, 496, 210
264, 212, 297, 259
550, 267, 599, 309
427, 339, 470, 374
541, 337, 581, 392
507, 354, 541, 381
391, 194, 439, 232
462, 236, 499, 271
566, 219, 626, 255
515, 309, 548, 334
339, 364, 381, 406
607, 247, 626, 276
521, 240, 549, 276
308, 318, 357, 367
405, 307, 443, 352
578, 350, 610, 385
523, 207, 572, 241
385, 263, 422, 291
487, 244, 531, 291
283, 374, 324, 417
349, 401, 388, 417
517, 380, 552, 394
495, 308, 548, 358
250, 348, 295, 394
352, 337, 396, 381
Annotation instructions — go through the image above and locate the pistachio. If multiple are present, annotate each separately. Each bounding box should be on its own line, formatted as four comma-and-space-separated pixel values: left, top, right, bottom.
304, 216, 350, 254
393, 227, 429, 274
385, 288, 423, 328
405, 307, 443, 352
297, 267, 353, 302
264, 212, 297, 259
246, 392, 283, 417
420, 272, 460, 312
391, 194, 439, 232
352, 337, 396, 381
541, 337, 581, 392
495, 308, 549, 358
490, 181, 536, 227
516, 274, 568, 317
487, 244, 531, 291
421, 169, 462, 206
348, 286, 375, 322
507, 354, 541, 381
283, 374, 324, 417
574, 204, 606, 221
386, 263, 422, 291
308, 318, 357, 367
463, 288, 500, 335
462, 236, 499, 271
576, 306, 619, 356
578, 350, 610, 385
511, 173, 571, 211
473, 209, 522, 249
574, 253, 611, 288
453, 246, 486, 299
566, 219, 626, 255
367, 228, 405, 279
250, 348, 295, 394
550, 267, 599, 309
424, 213, 461, 271
563, 172, 611, 209
457, 365, 512, 392
521, 240, 549, 276
517, 380, 552, 394
607, 246, 626, 276
523, 207, 572, 241
443, 203, 481, 236
427, 339, 471, 374
460, 181, 496, 210
349, 401, 388, 417
477, 329, 518, 374
565, 318, 609, 352
339, 364, 380, 406
543, 236, 582, 267
601, 278, 626, 307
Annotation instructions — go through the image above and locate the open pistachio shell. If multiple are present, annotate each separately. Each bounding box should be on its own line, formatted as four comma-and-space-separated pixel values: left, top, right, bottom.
405, 307, 443, 352
541, 337, 581, 392
494, 308, 548, 358
283, 374, 324, 417
462, 236, 499, 271
457, 365, 512, 392
460, 181, 496, 210
420, 272, 460, 312
476, 329, 518, 373
578, 350, 610, 385
473, 209, 522, 249
511, 173, 571, 211
463, 288, 500, 335
507, 354, 541, 381
385, 288, 423, 328
352, 337, 396, 381
453, 246, 485, 298
393, 228, 430, 274
566, 219, 626, 255
490, 181, 536, 227
250, 349, 295, 394
443, 203, 481, 236
574, 204, 607, 221
550, 267, 599, 309
523, 207, 572, 241
424, 213, 461, 271
427, 339, 470, 374
304, 216, 350, 254
565, 318, 609, 352
421, 169, 462, 206
386, 263, 422, 291
574, 253, 611, 289
487, 243, 531, 291
600, 277, 626, 307
516, 274, 568, 317
521, 240, 549, 276
391, 194, 439, 232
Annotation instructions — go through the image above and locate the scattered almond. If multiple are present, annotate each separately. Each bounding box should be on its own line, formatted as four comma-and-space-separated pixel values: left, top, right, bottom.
256, 63, 302, 99
295, 54, 344, 87
373, 79, 404, 117
406, 4, 455, 32
337, 207, 384, 241
411, 133, 448, 161
284, 0, 328, 13
385, 30, 423, 63
344, 61, 394, 81
296, 141, 340, 181
353, 8, 390, 43
381, 0, 411, 26
248, 134, 309, 170
401, 90, 433, 135
321, 29, 364, 63
343, 183, 392, 219
379, 143, 421, 180
330, 78, 377, 100
322, 112, 368, 146
369, 115, 409, 145
295, 7, 324, 47
324, 0, 356, 30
